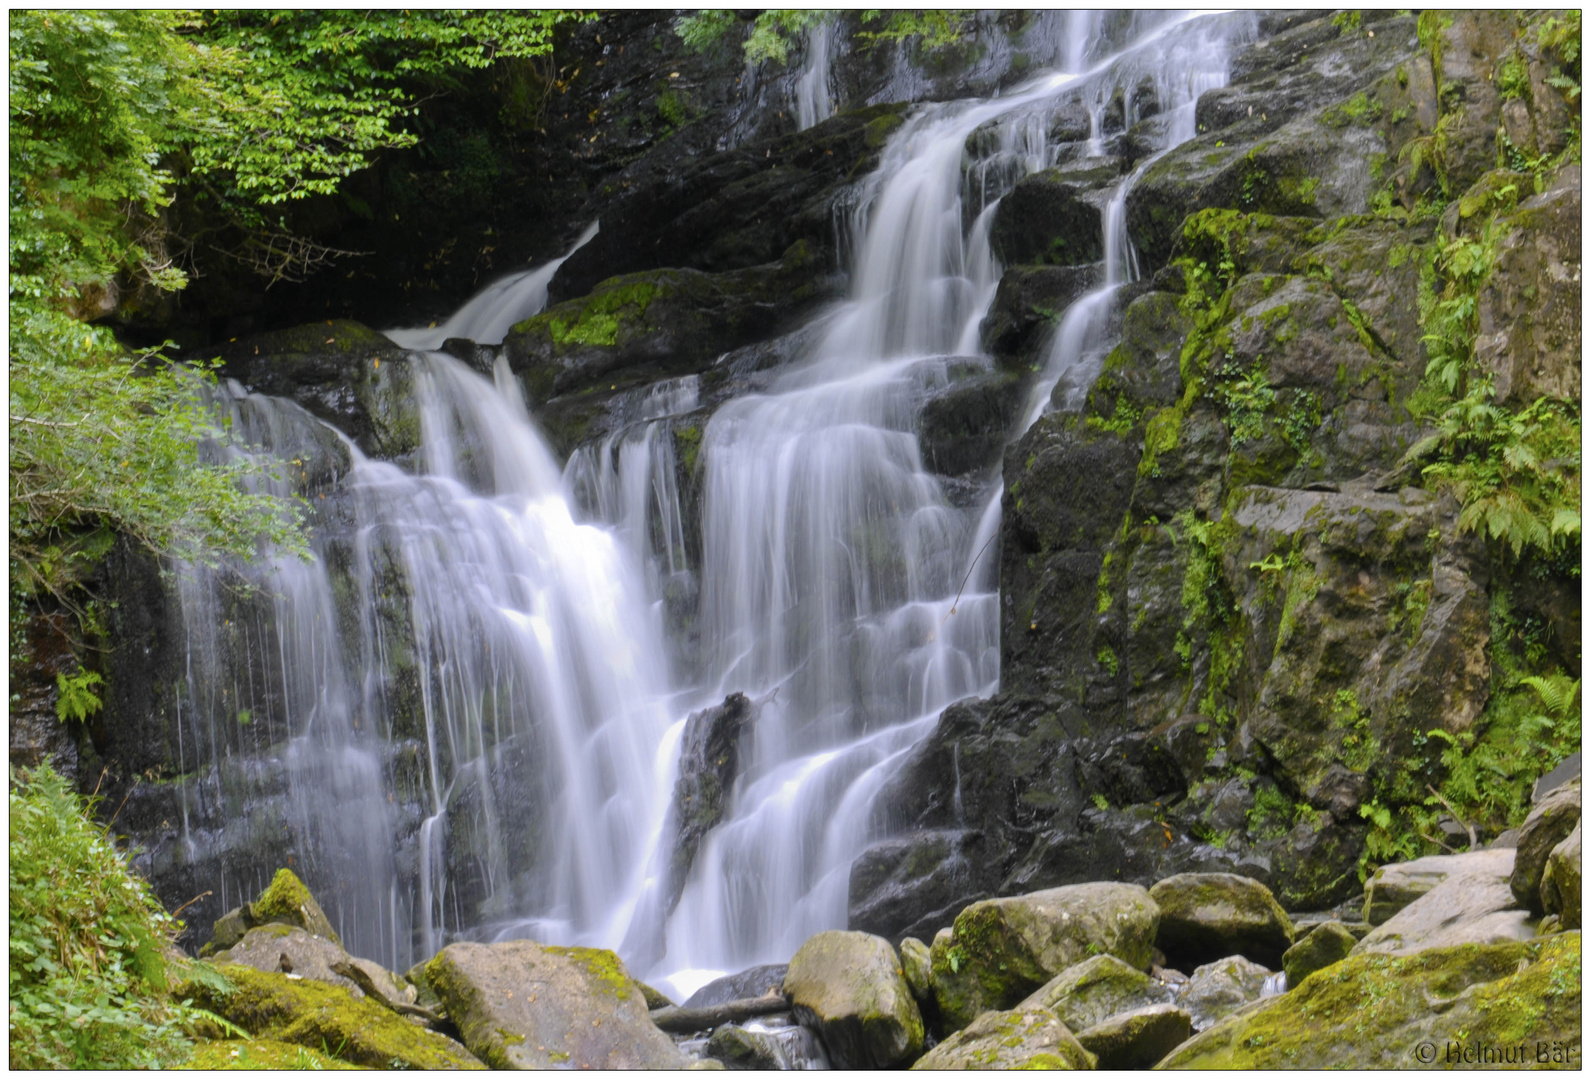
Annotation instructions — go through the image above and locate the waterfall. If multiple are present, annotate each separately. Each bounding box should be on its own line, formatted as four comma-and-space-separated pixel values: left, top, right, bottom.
794, 20, 835, 130
164, 10, 1254, 991
385, 222, 600, 351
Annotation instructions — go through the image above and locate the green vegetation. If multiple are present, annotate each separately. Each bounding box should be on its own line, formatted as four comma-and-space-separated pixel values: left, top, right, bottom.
10, 763, 231, 1069
675, 10, 973, 65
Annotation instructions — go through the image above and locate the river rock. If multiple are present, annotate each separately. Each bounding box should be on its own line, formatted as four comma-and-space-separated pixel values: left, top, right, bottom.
707, 1024, 787, 1070
1176, 955, 1274, 1032
1280, 920, 1357, 987
1540, 823, 1581, 929
1511, 777, 1581, 912
1159, 934, 1581, 1068
1020, 953, 1176, 1033
667, 693, 756, 915
684, 963, 789, 1008
424, 940, 688, 1069
1149, 872, 1295, 969
783, 930, 923, 1069
208, 925, 362, 995
1076, 1003, 1193, 1069
1354, 855, 1537, 957
930, 882, 1160, 1031
899, 937, 933, 1002
1362, 848, 1513, 926
189, 964, 482, 1069
910, 1005, 1096, 1070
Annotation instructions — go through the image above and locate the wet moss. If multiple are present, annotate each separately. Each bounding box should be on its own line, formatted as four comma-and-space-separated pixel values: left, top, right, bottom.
253, 869, 339, 945
179, 1037, 364, 1070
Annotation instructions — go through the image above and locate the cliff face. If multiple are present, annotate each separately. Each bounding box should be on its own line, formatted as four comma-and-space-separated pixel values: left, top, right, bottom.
55, 10, 1579, 954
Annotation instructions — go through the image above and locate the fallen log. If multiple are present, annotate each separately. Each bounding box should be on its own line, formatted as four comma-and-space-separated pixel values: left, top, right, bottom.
649, 992, 790, 1033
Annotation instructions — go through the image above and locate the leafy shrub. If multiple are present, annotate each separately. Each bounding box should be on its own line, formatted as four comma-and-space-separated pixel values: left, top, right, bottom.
9, 764, 220, 1069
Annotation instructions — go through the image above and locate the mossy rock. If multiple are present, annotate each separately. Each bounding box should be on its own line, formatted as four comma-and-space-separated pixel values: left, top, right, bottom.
930, 882, 1160, 1031
1512, 777, 1581, 913
911, 1004, 1096, 1070
1281, 920, 1358, 986
1177, 955, 1275, 1032
1076, 1003, 1193, 1069
783, 930, 924, 1069
899, 937, 934, 1002
423, 940, 688, 1069
1540, 824, 1581, 930
1158, 934, 1582, 1068
188, 964, 483, 1070
1020, 954, 1175, 1034
252, 868, 340, 944
1149, 872, 1295, 969
1363, 850, 1509, 926
1354, 854, 1536, 957
178, 1036, 364, 1070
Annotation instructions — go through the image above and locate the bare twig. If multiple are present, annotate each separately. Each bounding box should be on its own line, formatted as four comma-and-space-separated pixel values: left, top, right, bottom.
171, 891, 214, 919
1426, 783, 1478, 851
942, 530, 998, 626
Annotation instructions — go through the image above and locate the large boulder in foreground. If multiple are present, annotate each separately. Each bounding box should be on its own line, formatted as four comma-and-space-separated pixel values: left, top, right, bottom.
424, 940, 688, 1069
911, 1004, 1095, 1070
1541, 824, 1581, 930
1363, 849, 1515, 926
1512, 778, 1581, 913
1158, 934, 1582, 1068
189, 965, 482, 1070
783, 930, 923, 1069
1149, 872, 1295, 969
1076, 1003, 1193, 1069
1354, 855, 1536, 957
930, 883, 1159, 1031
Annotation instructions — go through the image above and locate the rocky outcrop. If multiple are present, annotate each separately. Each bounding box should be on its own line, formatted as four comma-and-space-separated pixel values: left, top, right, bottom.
1353, 856, 1536, 956
1160, 934, 1581, 1068
928, 882, 1159, 1030
1363, 849, 1511, 926
910, 1004, 1095, 1070
423, 940, 689, 1069
1280, 920, 1357, 987
665, 693, 756, 915
1149, 872, 1294, 969
1511, 777, 1581, 912
783, 931, 923, 1069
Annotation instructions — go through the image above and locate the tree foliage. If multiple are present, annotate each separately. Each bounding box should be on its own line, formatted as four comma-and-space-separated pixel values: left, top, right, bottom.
676, 9, 973, 65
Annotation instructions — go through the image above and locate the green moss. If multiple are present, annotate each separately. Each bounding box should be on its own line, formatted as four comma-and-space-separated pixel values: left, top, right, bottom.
544, 945, 636, 1001
192, 965, 483, 1070
253, 869, 339, 945
675, 424, 703, 474
1096, 644, 1119, 677
179, 1037, 363, 1070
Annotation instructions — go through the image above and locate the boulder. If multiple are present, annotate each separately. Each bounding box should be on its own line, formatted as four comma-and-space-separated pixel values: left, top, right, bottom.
208, 925, 362, 995
1076, 1003, 1193, 1069
423, 940, 689, 1069
910, 1005, 1096, 1070
929, 883, 1160, 1031
1281, 920, 1358, 987
1020, 954, 1176, 1033
1354, 856, 1537, 957
847, 828, 991, 943
899, 937, 933, 1002
250, 868, 341, 944
991, 168, 1107, 267
706, 1025, 790, 1070
1149, 872, 1295, 969
189, 965, 482, 1070
1534, 753, 1582, 803
1511, 777, 1581, 913
783, 930, 924, 1069
1158, 934, 1581, 1068
684, 963, 789, 1008
1362, 848, 1513, 925
1176, 955, 1274, 1032
1540, 823, 1581, 930
667, 693, 756, 916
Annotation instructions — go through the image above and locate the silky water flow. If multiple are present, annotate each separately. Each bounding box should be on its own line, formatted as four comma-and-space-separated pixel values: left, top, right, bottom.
168, 10, 1250, 997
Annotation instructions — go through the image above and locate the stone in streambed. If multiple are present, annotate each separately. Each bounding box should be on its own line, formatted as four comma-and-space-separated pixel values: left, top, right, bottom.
684, 963, 788, 1008
1076, 1003, 1193, 1069
1281, 920, 1358, 986
911, 1004, 1096, 1070
1362, 847, 1512, 926
1020, 953, 1176, 1033
1354, 854, 1537, 957
899, 937, 933, 1002
1149, 872, 1295, 969
1176, 955, 1274, 1032
424, 940, 689, 1069
929, 882, 1160, 1031
1511, 776, 1581, 913
1540, 823, 1581, 930
783, 930, 923, 1069
1158, 934, 1582, 1069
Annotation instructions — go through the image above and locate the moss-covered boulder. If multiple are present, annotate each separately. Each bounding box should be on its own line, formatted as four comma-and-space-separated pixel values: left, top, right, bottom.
899, 937, 933, 1002
1076, 1003, 1193, 1069
424, 940, 687, 1069
208, 925, 360, 994
1020, 953, 1176, 1033
991, 168, 1106, 267
1540, 824, 1581, 930
1354, 855, 1536, 957
980, 264, 1101, 370
1177, 955, 1274, 1032
910, 1004, 1095, 1070
251, 868, 341, 944
930, 882, 1160, 1031
1149, 872, 1295, 969
1281, 920, 1358, 987
783, 930, 924, 1069
1512, 778, 1581, 913
1157, 934, 1582, 1069
179, 1036, 362, 1070
189, 964, 482, 1070
1364, 849, 1513, 926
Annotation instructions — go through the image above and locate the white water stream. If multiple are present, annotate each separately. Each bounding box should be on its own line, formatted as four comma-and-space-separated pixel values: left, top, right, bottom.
172, 11, 1251, 999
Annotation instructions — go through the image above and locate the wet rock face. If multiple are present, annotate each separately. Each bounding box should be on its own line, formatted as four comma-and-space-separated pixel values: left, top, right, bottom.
664, 693, 756, 915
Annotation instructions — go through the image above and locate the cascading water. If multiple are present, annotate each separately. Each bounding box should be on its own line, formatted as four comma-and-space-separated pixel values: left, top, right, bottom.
793, 20, 836, 130
166, 9, 1253, 1003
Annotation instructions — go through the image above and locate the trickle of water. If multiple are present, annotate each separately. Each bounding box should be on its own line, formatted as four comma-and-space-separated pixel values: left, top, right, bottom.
386, 222, 599, 350
794, 20, 835, 130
